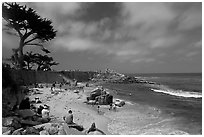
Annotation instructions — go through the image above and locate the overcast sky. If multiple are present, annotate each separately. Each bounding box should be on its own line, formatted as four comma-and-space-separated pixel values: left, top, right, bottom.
2, 2, 202, 73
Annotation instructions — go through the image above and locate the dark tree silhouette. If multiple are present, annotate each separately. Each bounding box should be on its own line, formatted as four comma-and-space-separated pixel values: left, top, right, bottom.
7, 52, 59, 70
2, 2, 56, 69
23, 51, 37, 70
35, 53, 59, 71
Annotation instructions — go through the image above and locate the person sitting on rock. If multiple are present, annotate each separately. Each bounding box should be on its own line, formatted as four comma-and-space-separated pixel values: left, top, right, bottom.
41, 105, 51, 123
63, 109, 84, 131
37, 105, 44, 115
63, 110, 74, 124
19, 97, 30, 110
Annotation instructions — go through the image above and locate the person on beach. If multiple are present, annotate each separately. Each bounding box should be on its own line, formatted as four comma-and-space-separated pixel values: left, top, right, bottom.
19, 97, 30, 110
87, 122, 106, 135
59, 83, 62, 90
109, 103, 113, 110
112, 104, 116, 111
63, 109, 84, 131
37, 105, 44, 115
97, 105, 100, 114
41, 105, 51, 123
42, 105, 50, 118
51, 82, 56, 91
63, 109, 74, 124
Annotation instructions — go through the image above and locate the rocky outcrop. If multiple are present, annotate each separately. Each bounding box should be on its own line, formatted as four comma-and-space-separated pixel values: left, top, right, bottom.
87, 87, 113, 105
90, 69, 156, 85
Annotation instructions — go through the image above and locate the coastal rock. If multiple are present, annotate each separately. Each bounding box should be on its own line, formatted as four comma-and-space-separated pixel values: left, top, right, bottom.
2, 116, 20, 127
88, 130, 105, 135
58, 126, 66, 135
2, 117, 14, 126
18, 109, 35, 118
2, 126, 11, 134
2, 130, 12, 135
34, 122, 53, 129
34, 123, 60, 135
20, 119, 41, 126
47, 126, 59, 135
63, 123, 85, 135
40, 130, 49, 135
114, 99, 125, 107
21, 127, 40, 135
12, 128, 24, 135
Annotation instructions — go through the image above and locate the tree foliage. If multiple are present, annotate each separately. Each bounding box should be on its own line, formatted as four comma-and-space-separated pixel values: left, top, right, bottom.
23, 51, 37, 70
34, 53, 59, 71
7, 51, 59, 71
2, 2, 57, 69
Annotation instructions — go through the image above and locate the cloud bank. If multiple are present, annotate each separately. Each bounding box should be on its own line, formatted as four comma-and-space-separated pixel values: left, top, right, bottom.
3, 2, 202, 66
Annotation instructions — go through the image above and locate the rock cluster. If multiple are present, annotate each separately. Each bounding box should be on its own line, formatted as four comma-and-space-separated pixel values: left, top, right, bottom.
91, 69, 156, 85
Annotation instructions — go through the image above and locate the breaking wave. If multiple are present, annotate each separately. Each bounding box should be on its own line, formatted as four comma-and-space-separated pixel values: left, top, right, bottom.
151, 88, 202, 98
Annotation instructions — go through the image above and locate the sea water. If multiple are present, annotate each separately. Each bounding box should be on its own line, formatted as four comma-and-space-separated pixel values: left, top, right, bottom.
101, 73, 202, 135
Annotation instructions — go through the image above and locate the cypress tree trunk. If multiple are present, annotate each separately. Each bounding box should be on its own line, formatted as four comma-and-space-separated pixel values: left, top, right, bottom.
18, 40, 24, 69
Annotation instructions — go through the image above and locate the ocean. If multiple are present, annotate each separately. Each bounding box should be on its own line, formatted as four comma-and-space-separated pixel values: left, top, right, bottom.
101, 73, 202, 135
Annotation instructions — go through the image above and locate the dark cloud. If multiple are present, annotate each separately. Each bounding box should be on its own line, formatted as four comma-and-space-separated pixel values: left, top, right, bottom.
2, 2, 202, 73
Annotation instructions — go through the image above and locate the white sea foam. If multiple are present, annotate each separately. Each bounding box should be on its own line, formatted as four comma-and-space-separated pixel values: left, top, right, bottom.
151, 88, 202, 98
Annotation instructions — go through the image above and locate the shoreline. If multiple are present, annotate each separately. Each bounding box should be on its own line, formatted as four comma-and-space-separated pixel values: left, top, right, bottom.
20, 81, 201, 135
100, 82, 202, 135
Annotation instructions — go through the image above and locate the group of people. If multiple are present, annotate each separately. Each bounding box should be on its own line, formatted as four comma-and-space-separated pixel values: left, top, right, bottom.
17, 97, 51, 123
50, 82, 65, 91
109, 103, 117, 111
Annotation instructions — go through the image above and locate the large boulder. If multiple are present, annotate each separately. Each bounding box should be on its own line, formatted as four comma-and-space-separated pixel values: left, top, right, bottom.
18, 109, 35, 118
2, 126, 13, 134
2, 130, 12, 135
34, 122, 53, 129
21, 127, 40, 135
12, 128, 24, 135
2, 117, 14, 127
40, 130, 49, 135
90, 88, 102, 100
11, 118, 22, 130
88, 130, 106, 135
63, 123, 85, 135
2, 117, 21, 130
34, 123, 61, 135
20, 119, 41, 126
115, 99, 125, 107
106, 95, 113, 105
47, 125, 59, 135
58, 126, 66, 135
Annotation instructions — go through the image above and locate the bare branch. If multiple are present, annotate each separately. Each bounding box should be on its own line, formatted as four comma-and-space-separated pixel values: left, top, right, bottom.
25, 43, 44, 48
22, 31, 33, 41
3, 18, 23, 38
24, 36, 38, 44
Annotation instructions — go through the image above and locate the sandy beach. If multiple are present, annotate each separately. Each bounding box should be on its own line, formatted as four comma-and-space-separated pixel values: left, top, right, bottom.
28, 84, 112, 134
27, 82, 192, 135
27, 83, 184, 135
